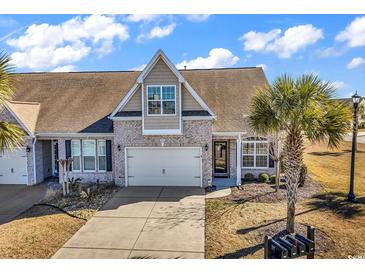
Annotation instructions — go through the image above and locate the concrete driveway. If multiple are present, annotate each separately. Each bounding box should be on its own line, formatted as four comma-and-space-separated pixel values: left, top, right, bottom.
53, 186, 205, 259
0, 183, 48, 224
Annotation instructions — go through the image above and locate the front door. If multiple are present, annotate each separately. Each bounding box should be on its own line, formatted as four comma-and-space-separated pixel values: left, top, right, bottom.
213, 141, 228, 177
52, 140, 59, 177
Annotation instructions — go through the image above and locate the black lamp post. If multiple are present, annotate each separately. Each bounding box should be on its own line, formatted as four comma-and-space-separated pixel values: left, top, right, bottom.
348, 91, 362, 202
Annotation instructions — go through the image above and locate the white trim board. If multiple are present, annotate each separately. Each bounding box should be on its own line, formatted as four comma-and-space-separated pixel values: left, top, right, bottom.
142, 129, 182, 135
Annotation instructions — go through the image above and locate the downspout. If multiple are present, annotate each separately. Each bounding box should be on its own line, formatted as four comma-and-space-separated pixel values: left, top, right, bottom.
32, 136, 37, 185
236, 133, 242, 186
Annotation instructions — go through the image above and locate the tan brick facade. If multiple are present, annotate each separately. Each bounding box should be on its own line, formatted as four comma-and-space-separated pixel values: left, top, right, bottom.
113, 120, 212, 187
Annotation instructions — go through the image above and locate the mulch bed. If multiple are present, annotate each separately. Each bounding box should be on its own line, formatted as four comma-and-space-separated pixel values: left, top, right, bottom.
42, 182, 121, 219
224, 177, 323, 203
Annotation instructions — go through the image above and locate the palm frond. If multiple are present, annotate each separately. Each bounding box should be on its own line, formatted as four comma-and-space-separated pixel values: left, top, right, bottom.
248, 87, 282, 135
0, 122, 25, 151
0, 51, 15, 105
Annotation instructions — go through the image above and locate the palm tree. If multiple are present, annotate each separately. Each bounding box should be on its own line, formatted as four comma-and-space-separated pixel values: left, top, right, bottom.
249, 74, 351, 233
0, 51, 24, 152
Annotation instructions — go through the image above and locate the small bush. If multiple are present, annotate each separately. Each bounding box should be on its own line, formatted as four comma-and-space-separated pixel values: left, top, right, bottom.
298, 164, 308, 187
269, 175, 276, 184
43, 187, 62, 203
258, 172, 270, 183
243, 173, 255, 181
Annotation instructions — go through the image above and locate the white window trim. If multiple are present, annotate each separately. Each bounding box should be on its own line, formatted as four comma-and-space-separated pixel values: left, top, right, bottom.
97, 139, 107, 173
146, 85, 177, 116
71, 140, 81, 172
82, 140, 96, 172
242, 140, 269, 169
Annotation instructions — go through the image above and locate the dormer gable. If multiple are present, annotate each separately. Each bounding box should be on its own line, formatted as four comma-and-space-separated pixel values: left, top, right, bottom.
110, 50, 215, 135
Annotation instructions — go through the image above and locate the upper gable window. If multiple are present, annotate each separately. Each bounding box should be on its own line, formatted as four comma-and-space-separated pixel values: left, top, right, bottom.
147, 85, 176, 115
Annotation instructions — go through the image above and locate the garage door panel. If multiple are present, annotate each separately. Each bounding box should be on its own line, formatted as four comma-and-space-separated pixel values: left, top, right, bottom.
128, 176, 201, 187
0, 148, 28, 185
126, 147, 202, 187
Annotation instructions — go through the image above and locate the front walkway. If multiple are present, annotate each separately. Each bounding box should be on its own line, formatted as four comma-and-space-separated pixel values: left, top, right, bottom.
0, 182, 48, 224
53, 186, 205, 259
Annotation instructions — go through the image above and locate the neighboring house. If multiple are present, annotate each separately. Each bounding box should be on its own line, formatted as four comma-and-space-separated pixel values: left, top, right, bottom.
0, 50, 274, 187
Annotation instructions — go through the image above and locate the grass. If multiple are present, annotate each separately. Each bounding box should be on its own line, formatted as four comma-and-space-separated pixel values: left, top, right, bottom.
206, 140, 365, 259
304, 141, 365, 196
0, 183, 119, 259
0, 205, 86, 258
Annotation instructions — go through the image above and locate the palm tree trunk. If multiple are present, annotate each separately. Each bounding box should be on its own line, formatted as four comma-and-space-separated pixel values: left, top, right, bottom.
284, 127, 304, 233
274, 159, 280, 192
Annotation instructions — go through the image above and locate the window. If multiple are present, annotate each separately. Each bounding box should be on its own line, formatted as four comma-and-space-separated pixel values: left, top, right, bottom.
242, 137, 268, 168
71, 140, 81, 171
82, 140, 96, 171
147, 85, 176, 115
98, 140, 106, 172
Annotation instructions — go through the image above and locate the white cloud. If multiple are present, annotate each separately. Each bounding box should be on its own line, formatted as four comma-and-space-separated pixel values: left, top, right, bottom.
240, 24, 323, 58
336, 16, 365, 48
51, 65, 76, 72
186, 15, 210, 22
130, 64, 146, 71
256, 64, 268, 71
316, 46, 346, 58
347, 57, 365, 70
241, 29, 281, 51
137, 23, 176, 42
7, 15, 129, 70
331, 81, 347, 90
176, 48, 239, 69
124, 14, 160, 23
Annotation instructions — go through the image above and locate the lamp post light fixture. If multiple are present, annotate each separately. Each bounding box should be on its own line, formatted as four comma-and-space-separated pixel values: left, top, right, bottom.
348, 91, 362, 203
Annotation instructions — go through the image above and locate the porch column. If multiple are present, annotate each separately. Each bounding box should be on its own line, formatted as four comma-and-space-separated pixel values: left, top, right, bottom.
236, 134, 242, 186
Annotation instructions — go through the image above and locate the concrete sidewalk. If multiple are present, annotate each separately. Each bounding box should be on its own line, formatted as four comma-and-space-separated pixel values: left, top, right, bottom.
0, 183, 48, 224
53, 186, 205, 259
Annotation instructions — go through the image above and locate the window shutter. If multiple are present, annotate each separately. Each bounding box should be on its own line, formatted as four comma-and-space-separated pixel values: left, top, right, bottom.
65, 140, 72, 171
106, 140, 112, 171
269, 142, 275, 168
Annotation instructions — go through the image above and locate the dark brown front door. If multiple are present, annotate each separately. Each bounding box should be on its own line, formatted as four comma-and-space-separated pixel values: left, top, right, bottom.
213, 141, 228, 177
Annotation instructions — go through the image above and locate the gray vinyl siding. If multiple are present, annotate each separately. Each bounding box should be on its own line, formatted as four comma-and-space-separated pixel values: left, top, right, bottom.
182, 85, 204, 111
123, 86, 142, 111
143, 58, 180, 130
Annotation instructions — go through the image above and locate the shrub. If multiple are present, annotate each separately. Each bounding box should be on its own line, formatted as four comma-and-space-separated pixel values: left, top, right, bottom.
258, 172, 270, 183
243, 173, 255, 181
269, 175, 276, 184
43, 187, 62, 203
298, 164, 308, 187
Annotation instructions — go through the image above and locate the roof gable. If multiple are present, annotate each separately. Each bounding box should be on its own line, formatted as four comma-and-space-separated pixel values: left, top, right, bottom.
3, 102, 39, 137
137, 49, 184, 84
110, 50, 215, 118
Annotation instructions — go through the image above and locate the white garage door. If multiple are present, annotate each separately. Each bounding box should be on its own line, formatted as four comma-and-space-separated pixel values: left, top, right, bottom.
126, 147, 202, 187
0, 148, 28, 185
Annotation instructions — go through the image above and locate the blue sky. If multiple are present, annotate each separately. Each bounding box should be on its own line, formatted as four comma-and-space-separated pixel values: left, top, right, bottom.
0, 14, 364, 98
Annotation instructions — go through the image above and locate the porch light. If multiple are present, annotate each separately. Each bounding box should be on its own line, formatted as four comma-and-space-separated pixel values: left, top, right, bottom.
204, 144, 209, 151
26, 146, 31, 152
